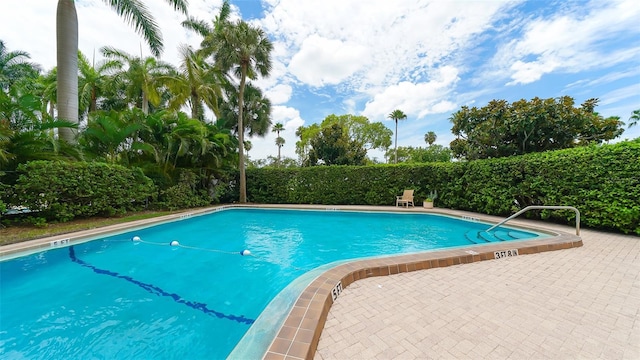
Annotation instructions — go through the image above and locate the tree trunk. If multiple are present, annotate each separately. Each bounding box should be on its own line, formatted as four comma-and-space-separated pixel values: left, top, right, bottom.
191, 92, 198, 119
48, 102, 55, 119
90, 88, 97, 113
394, 119, 398, 164
238, 66, 247, 203
56, 0, 79, 143
142, 91, 149, 115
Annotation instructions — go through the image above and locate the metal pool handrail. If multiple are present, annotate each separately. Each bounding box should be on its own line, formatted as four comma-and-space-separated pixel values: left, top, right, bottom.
486, 205, 581, 236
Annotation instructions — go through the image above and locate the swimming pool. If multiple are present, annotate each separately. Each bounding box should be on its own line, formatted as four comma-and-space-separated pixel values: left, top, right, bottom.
0, 208, 543, 359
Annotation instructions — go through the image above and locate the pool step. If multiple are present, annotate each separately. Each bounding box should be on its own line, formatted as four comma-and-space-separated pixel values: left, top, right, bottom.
477, 231, 501, 242
464, 231, 481, 244
508, 231, 530, 239
465, 229, 520, 244
492, 230, 519, 241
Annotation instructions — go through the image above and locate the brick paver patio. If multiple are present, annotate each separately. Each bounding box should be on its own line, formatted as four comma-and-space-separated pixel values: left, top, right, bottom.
315, 220, 639, 359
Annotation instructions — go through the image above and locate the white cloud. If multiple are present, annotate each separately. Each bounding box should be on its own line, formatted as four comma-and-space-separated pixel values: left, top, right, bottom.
488, 0, 640, 85
266, 84, 293, 104
288, 35, 369, 87
343, 98, 356, 114
508, 59, 559, 85
431, 100, 458, 114
565, 67, 640, 90
260, 0, 511, 92
598, 84, 640, 106
361, 66, 460, 121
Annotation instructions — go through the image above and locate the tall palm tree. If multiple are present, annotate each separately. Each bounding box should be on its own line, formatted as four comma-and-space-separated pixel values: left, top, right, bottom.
35, 69, 58, 120
272, 122, 285, 162
388, 109, 407, 164
272, 122, 284, 136
56, 0, 188, 143
78, 50, 119, 117
244, 140, 252, 159
56, 0, 78, 142
275, 136, 285, 164
163, 44, 225, 120
219, 83, 272, 137
424, 131, 437, 146
214, 20, 273, 202
181, 0, 231, 57
101, 47, 174, 115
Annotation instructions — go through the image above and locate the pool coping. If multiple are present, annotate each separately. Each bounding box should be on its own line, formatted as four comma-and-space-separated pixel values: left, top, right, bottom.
0, 205, 233, 260
0, 205, 583, 360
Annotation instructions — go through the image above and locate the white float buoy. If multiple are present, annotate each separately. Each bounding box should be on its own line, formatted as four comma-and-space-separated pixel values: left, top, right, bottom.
132, 236, 141, 242
170, 240, 180, 247
240, 249, 251, 256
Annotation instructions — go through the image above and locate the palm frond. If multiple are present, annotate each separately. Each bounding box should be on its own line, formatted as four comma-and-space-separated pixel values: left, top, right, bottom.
103, 0, 162, 56
181, 17, 213, 37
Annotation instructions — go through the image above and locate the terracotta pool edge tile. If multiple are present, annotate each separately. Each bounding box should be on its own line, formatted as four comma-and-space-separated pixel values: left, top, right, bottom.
263, 351, 286, 360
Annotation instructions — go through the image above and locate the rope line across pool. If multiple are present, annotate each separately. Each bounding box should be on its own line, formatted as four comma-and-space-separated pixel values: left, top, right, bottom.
128, 236, 310, 272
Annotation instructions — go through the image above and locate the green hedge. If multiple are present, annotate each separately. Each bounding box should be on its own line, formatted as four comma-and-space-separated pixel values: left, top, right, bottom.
12, 161, 156, 222
248, 140, 640, 234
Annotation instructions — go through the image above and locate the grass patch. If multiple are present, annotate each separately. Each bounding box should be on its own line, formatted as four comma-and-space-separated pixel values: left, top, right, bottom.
0, 210, 175, 246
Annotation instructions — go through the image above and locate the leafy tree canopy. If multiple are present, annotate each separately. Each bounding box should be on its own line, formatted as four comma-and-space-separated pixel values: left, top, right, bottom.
296, 114, 391, 163
306, 123, 367, 166
449, 96, 625, 160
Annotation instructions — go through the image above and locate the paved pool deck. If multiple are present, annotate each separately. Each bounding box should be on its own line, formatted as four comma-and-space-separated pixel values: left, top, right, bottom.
314, 210, 640, 360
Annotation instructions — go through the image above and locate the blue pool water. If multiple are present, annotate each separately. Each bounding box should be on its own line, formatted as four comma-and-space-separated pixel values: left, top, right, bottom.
0, 208, 541, 359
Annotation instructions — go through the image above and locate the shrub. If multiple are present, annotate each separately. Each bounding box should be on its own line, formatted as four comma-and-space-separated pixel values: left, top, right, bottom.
12, 161, 156, 222
154, 171, 211, 211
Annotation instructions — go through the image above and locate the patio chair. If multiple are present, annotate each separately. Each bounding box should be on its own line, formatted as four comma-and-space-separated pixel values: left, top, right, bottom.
396, 190, 415, 207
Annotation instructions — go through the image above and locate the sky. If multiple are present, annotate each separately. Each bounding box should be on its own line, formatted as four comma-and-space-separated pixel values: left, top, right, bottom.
1, 0, 639, 161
